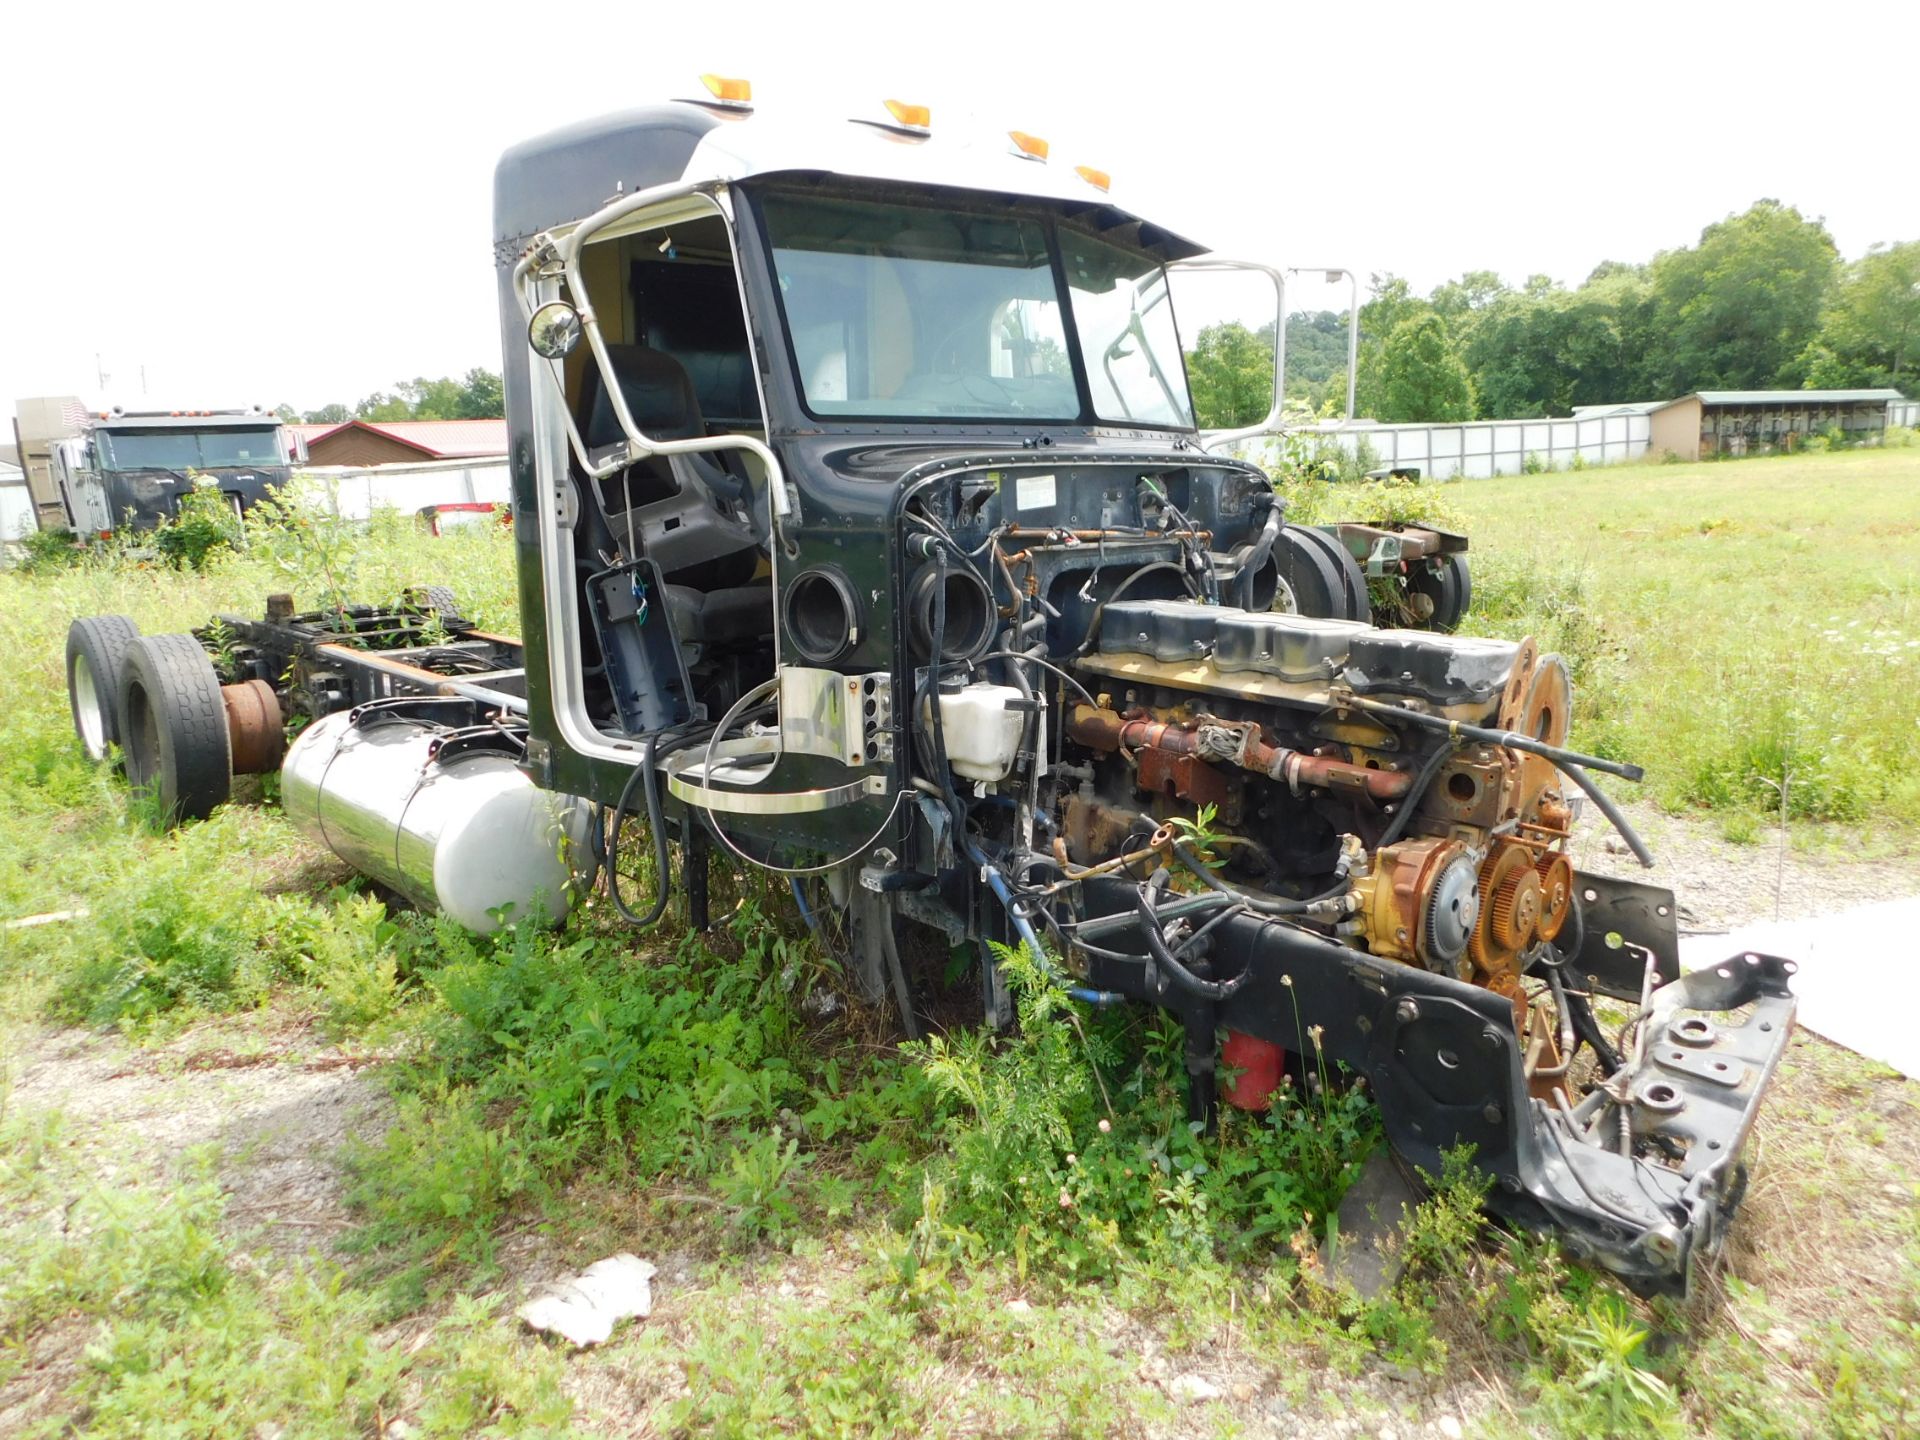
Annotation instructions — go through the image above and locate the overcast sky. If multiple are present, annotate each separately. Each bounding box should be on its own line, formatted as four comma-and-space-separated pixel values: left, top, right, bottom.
4, 0, 1911, 415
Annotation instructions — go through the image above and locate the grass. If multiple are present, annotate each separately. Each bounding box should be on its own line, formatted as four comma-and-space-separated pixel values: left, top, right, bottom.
1444, 445, 1920, 827
0, 457, 1915, 1436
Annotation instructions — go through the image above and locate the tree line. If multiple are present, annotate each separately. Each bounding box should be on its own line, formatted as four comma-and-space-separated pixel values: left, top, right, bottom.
1186, 200, 1920, 427
276, 368, 504, 426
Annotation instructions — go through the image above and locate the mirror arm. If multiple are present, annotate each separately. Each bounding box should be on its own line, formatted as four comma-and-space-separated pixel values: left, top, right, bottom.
1174, 259, 1288, 453
510, 186, 791, 525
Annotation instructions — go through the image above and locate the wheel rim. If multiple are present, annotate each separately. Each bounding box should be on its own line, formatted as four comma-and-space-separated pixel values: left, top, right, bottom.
73, 656, 107, 758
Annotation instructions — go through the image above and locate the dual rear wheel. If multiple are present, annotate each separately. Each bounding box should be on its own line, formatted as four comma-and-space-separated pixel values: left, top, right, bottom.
65, 617, 233, 825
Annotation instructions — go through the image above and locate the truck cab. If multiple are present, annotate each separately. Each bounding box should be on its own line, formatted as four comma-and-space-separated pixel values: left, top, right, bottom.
494, 92, 1275, 811
489, 84, 1796, 1297
60, 407, 293, 535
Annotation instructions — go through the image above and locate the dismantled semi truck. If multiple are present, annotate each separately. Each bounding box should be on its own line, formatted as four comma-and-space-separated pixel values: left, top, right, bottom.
64, 82, 1793, 1296
15, 401, 295, 537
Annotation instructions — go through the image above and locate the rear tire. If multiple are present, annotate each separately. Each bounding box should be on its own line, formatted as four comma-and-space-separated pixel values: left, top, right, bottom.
66, 615, 141, 762
408, 584, 464, 622
1299, 526, 1372, 623
1272, 527, 1345, 620
117, 634, 232, 826
1443, 553, 1472, 628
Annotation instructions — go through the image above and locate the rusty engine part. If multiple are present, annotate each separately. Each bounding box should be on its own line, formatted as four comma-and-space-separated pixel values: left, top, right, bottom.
1347, 836, 1480, 970
1064, 704, 1412, 805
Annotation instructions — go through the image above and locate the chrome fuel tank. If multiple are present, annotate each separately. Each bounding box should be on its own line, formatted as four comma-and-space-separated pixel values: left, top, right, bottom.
281, 707, 590, 933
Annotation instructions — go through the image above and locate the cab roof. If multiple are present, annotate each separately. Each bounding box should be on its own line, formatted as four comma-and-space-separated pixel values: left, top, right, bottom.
492, 101, 1207, 264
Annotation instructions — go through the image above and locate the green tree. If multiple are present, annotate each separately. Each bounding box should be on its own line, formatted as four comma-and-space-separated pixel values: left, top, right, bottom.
353, 372, 505, 423
1430, 270, 1509, 335
1808, 241, 1920, 392
1354, 275, 1434, 417
455, 367, 505, 418
407, 376, 468, 420
1575, 264, 1663, 400
301, 403, 352, 425
1464, 287, 1632, 417
1184, 321, 1274, 429
1649, 200, 1838, 391
1376, 313, 1475, 422
355, 389, 413, 422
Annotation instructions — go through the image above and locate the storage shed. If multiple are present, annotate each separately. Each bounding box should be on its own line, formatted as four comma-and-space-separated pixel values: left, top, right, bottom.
1648, 390, 1910, 461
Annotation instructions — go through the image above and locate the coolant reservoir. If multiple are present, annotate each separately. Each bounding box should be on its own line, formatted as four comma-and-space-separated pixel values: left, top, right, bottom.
929, 681, 1025, 782
281, 708, 591, 933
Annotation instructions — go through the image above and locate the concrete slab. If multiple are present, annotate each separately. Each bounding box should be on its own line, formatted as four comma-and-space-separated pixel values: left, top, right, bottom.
1321, 1147, 1419, 1300
1679, 897, 1920, 1078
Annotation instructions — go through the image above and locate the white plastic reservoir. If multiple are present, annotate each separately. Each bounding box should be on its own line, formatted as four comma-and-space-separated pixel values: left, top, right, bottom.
281, 708, 591, 932
929, 681, 1026, 783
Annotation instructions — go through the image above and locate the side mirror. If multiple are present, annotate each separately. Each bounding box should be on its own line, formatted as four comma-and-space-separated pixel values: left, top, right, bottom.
528, 301, 584, 360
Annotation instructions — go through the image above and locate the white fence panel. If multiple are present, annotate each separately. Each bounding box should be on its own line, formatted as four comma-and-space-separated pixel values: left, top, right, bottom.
293, 460, 512, 521
0, 476, 35, 542
1255, 411, 1653, 479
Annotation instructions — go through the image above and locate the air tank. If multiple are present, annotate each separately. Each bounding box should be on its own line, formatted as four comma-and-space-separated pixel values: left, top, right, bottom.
281, 706, 590, 933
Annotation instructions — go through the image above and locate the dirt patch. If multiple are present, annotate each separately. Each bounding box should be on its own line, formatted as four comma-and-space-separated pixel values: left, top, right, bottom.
3, 1016, 388, 1256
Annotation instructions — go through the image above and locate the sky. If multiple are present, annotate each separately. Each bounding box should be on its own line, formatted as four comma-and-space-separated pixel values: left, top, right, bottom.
3, 0, 1912, 417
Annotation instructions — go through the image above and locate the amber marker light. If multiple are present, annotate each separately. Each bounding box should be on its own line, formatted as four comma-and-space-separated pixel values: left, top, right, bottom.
1075, 165, 1111, 191
699, 74, 753, 104
1009, 131, 1049, 161
883, 99, 932, 130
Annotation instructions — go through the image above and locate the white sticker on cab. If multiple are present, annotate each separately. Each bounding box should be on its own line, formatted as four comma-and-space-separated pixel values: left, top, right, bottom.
1016, 473, 1057, 510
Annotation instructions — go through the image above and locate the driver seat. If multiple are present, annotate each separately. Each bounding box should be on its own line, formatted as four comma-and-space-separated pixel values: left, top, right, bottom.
576, 345, 767, 582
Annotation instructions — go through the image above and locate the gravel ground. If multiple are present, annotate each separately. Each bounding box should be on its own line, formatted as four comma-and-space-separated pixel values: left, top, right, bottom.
2, 1016, 387, 1257
1567, 797, 1920, 933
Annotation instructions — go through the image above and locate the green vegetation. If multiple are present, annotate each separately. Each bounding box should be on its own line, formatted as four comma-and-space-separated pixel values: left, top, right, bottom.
281, 367, 505, 426
1377, 312, 1476, 423
1, 458, 1916, 1435
1446, 445, 1920, 826
1184, 202, 1920, 428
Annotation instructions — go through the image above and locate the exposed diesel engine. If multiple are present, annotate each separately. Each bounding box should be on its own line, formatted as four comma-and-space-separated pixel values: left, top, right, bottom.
859, 459, 1795, 1295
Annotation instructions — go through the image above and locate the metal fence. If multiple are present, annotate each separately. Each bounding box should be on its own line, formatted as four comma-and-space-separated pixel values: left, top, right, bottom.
1244, 411, 1653, 479
1890, 399, 1920, 429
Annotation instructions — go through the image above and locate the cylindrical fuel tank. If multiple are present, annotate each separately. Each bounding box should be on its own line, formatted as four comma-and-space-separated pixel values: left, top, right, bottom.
281, 708, 590, 933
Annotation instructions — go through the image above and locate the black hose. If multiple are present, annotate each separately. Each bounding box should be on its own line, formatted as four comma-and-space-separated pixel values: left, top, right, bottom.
1136, 872, 1249, 1001
1069, 561, 1200, 657
970, 650, 1099, 708
1545, 888, 1585, 968
1233, 501, 1284, 611
1566, 985, 1622, 1076
607, 730, 672, 928
1376, 736, 1461, 849
1171, 840, 1347, 916
1558, 761, 1655, 868
1172, 900, 1248, 958
604, 712, 771, 928
1339, 693, 1645, 783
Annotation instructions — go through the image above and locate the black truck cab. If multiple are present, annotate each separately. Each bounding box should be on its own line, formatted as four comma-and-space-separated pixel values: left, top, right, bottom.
488, 88, 1797, 1298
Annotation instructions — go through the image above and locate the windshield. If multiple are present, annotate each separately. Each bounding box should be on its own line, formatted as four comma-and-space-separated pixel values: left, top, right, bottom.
98, 427, 286, 472
760, 192, 1193, 428
1062, 232, 1195, 428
